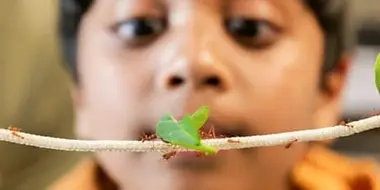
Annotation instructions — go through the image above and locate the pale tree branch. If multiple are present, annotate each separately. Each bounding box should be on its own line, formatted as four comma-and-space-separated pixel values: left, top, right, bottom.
1, 115, 380, 153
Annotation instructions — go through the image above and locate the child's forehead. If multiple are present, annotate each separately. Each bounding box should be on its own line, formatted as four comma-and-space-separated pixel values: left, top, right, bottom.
94, 0, 307, 24
111, 0, 293, 12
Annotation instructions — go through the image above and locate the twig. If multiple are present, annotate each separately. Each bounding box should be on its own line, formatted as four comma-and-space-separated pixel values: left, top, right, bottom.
0, 115, 380, 153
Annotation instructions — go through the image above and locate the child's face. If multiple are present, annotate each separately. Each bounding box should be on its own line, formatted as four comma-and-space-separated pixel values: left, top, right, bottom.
74, 0, 350, 189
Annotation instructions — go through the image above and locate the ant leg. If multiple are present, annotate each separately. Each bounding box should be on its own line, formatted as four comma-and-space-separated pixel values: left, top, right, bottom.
8, 127, 24, 139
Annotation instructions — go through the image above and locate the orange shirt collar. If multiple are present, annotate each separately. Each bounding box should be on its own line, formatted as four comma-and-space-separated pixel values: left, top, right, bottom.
50, 145, 380, 190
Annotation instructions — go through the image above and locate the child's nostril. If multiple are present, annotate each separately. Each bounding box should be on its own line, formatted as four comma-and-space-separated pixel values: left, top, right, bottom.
168, 76, 185, 87
204, 76, 221, 86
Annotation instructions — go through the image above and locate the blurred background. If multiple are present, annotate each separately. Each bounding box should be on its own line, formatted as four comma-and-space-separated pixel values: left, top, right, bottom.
0, 0, 379, 189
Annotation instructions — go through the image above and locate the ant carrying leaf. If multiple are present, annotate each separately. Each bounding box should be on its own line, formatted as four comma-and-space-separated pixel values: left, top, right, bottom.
156, 106, 218, 156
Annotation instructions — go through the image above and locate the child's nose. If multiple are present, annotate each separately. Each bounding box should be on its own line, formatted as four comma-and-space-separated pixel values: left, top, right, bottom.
166, 71, 224, 90
162, 53, 232, 92
158, 17, 233, 93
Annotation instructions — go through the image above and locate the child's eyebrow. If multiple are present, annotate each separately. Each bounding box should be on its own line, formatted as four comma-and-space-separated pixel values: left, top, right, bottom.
114, 0, 165, 19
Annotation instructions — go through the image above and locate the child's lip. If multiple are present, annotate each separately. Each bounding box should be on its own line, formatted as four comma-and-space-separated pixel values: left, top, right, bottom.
169, 151, 219, 161
176, 151, 200, 157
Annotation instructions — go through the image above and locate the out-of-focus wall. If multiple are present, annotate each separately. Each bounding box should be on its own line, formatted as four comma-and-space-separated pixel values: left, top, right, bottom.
334, 0, 380, 161
0, 1, 84, 190
352, 0, 380, 23
342, 0, 380, 117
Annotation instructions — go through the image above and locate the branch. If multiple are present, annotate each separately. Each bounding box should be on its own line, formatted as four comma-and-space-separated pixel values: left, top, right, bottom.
1, 115, 380, 153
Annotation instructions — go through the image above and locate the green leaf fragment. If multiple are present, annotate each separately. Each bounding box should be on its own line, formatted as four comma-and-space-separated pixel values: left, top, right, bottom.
156, 114, 199, 146
179, 114, 200, 142
375, 53, 380, 94
156, 106, 217, 155
190, 106, 210, 130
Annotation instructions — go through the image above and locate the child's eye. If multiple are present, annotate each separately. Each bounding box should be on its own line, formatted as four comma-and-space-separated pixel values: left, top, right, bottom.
112, 17, 167, 47
225, 18, 280, 49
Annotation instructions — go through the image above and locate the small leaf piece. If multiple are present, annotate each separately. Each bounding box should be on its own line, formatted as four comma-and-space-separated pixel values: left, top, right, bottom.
190, 106, 210, 129
179, 114, 200, 142
156, 114, 199, 146
375, 53, 380, 94
156, 109, 217, 155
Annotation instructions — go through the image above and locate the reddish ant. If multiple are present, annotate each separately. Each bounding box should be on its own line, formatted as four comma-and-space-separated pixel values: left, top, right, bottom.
8, 126, 24, 139
162, 151, 177, 160
200, 129, 214, 139
162, 151, 208, 160
139, 133, 157, 142
199, 126, 226, 139
285, 138, 298, 149
196, 152, 207, 157
227, 139, 240, 143
338, 120, 354, 128
339, 120, 347, 125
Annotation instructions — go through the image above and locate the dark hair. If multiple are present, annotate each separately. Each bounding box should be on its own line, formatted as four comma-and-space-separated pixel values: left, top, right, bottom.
58, 0, 354, 82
